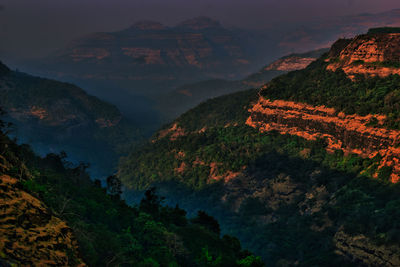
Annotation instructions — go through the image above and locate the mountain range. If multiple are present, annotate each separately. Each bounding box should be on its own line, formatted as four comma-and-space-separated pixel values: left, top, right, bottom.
2, 8, 400, 264
17, 9, 400, 130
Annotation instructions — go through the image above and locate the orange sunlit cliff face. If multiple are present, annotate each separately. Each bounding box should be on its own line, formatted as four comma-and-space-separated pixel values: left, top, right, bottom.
246, 97, 400, 183
247, 30, 400, 183
327, 32, 400, 79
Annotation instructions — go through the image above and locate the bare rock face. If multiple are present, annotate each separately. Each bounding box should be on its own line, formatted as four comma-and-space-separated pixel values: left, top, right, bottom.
246, 97, 400, 183
264, 56, 317, 72
334, 230, 400, 266
327, 32, 400, 79
0, 175, 84, 266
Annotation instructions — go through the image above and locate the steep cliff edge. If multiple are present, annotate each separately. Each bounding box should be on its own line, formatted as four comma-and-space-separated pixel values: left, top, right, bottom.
263, 54, 319, 72
246, 97, 400, 183
327, 28, 400, 79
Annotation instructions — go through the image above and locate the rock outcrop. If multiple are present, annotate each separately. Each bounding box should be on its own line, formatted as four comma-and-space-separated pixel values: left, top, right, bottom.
264, 56, 317, 72
246, 97, 400, 183
0, 174, 84, 266
327, 31, 400, 79
334, 230, 400, 266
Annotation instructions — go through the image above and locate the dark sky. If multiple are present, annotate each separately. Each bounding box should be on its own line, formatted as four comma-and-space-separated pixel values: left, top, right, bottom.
0, 0, 400, 59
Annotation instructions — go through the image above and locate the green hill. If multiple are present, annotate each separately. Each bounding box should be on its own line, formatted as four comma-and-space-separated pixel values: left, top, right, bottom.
118, 32, 400, 265
0, 110, 262, 266
0, 60, 142, 177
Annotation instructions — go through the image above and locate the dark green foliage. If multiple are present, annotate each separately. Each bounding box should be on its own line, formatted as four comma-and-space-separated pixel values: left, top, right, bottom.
0, 65, 143, 176
119, 91, 400, 265
119, 41, 400, 265
0, 119, 259, 266
175, 89, 259, 132
262, 58, 400, 127
191, 211, 221, 235
140, 187, 165, 216
106, 175, 122, 199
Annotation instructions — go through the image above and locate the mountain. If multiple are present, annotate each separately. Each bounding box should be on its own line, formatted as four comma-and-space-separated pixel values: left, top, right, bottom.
0, 114, 262, 266
18, 10, 400, 130
33, 17, 254, 96
0, 60, 141, 177
326, 27, 400, 79
158, 48, 328, 121
118, 30, 400, 265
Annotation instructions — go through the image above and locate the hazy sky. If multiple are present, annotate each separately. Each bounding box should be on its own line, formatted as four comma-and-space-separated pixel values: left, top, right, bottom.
0, 0, 400, 59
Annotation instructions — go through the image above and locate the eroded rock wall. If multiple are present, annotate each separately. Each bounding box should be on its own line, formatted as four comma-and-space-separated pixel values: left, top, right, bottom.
246, 97, 400, 182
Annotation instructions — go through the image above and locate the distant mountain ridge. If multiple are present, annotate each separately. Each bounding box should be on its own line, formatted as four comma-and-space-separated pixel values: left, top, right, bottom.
19, 10, 400, 131
38, 17, 253, 96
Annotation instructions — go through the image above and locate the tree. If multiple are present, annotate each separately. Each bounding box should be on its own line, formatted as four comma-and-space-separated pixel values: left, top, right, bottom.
106, 175, 122, 199
140, 187, 165, 216
191, 210, 220, 235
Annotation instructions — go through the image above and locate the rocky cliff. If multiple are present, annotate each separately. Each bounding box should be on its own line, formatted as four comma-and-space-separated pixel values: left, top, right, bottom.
246, 97, 400, 183
327, 29, 400, 79
263, 56, 317, 72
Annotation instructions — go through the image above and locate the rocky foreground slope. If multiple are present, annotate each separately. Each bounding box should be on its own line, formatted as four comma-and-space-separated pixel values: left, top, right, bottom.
0, 140, 84, 265
0, 174, 84, 266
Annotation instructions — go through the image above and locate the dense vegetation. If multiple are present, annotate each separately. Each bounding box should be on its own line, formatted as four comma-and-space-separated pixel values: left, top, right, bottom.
0, 61, 142, 176
0, 113, 262, 266
119, 52, 400, 264
262, 58, 400, 128
121, 118, 400, 264
120, 120, 400, 265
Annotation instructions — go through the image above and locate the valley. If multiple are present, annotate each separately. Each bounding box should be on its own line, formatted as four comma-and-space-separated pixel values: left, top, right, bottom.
1, 2, 400, 265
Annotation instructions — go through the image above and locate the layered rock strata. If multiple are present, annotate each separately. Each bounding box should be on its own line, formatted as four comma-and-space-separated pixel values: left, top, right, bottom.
246, 97, 400, 182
